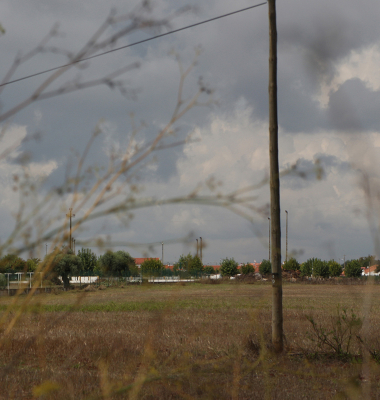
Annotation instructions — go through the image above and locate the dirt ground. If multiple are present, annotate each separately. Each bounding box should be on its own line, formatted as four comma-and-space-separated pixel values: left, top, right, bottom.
1, 281, 380, 399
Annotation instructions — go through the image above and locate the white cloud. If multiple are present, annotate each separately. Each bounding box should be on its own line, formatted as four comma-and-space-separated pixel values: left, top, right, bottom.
0, 124, 58, 212
26, 160, 58, 177
177, 102, 269, 193
317, 43, 380, 107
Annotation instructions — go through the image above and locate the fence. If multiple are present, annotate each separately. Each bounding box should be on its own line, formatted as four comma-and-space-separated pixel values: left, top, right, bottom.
0, 269, 222, 295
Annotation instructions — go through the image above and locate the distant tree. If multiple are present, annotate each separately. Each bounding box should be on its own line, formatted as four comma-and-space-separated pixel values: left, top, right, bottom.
328, 260, 342, 277
114, 251, 135, 276
140, 258, 163, 275
358, 255, 379, 269
162, 268, 173, 277
204, 266, 215, 275
98, 251, 114, 275
241, 263, 254, 274
0, 254, 26, 273
313, 259, 329, 278
174, 254, 203, 276
98, 250, 135, 277
344, 259, 362, 278
189, 256, 203, 276
220, 258, 238, 277
77, 248, 98, 272
300, 258, 316, 277
259, 259, 271, 275
47, 248, 80, 289
283, 257, 300, 271
26, 258, 40, 272
172, 263, 179, 274
174, 254, 192, 271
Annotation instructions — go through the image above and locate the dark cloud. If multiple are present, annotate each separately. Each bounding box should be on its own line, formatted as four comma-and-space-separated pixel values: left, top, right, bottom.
279, 0, 380, 83
0, 0, 379, 262
327, 78, 380, 132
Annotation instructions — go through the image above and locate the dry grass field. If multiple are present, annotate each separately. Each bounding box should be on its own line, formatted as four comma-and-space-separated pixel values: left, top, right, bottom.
1, 281, 380, 399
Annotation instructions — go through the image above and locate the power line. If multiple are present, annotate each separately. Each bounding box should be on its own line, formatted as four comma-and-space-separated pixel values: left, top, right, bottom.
0, 2, 267, 88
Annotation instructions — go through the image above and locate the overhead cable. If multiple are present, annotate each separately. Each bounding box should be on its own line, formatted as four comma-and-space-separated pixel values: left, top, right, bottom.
0, 2, 267, 88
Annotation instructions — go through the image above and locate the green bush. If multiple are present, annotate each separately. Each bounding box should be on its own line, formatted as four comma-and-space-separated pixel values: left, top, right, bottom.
344, 259, 362, 278
190, 256, 204, 276
241, 263, 254, 275
174, 254, 203, 276
300, 258, 315, 277
77, 248, 98, 272
328, 260, 342, 277
283, 257, 300, 271
220, 258, 238, 277
140, 258, 163, 276
0, 254, 26, 273
313, 259, 329, 278
259, 259, 271, 275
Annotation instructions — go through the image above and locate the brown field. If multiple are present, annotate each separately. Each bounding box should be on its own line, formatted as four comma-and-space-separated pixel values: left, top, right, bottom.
1, 281, 380, 399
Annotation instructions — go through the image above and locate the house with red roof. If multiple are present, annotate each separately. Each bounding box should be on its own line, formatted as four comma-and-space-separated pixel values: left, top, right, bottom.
361, 265, 380, 276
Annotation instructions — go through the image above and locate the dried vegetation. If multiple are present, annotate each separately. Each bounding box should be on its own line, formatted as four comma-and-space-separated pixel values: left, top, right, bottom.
1, 283, 380, 399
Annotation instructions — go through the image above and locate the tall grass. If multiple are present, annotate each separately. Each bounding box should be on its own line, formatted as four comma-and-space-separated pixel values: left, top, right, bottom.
1, 282, 380, 398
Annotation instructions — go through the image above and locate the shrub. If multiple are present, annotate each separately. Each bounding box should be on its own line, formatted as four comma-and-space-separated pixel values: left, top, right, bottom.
328, 260, 342, 277
259, 259, 271, 275
306, 307, 362, 356
220, 258, 238, 277
241, 263, 254, 275
283, 257, 300, 271
344, 259, 362, 278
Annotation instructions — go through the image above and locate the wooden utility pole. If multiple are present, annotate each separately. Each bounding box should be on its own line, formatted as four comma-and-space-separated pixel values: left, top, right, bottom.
66, 208, 75, 250
285, 210, 288, 262
268, 217, 271, 261
268, 0, 283, 353
200, 237, 203, 262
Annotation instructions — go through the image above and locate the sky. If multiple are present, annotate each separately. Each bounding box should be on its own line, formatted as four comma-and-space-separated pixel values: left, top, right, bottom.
1, 0, 380, 264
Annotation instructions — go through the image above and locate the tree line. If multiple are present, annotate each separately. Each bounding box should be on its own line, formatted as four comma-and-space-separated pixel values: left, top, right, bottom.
0, 250, 377, 289
278, 254, 380, 278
